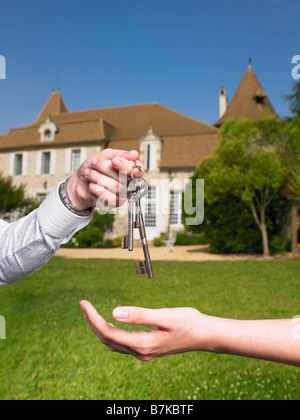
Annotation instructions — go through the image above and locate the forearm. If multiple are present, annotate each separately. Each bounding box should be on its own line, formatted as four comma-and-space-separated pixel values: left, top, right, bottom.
206, 316, 300, 367
0, 210, 61, 285
0, 183, 92, 285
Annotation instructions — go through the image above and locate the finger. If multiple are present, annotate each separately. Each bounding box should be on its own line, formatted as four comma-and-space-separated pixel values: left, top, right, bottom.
80, 150, 143, 182
89, 185, 117, 206
112, 307, 173, 329
106, 341, 155, 361
91, 157, 123, 182
111, 157, 144, 178
80, 300, 123, 344
91, 186, 126, 211
80, 301, 110, 334
83, 170, 120, 195
81, 301, 156, 351
101, 149, 139, 162
90, 155, 144, 181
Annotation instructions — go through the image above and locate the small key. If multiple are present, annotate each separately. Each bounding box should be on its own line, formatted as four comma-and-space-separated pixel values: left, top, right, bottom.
121, 192, 135, 251
121, 177, 146, 250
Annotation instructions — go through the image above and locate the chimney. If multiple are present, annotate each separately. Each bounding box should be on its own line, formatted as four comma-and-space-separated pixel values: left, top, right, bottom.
219, 86, 227, 118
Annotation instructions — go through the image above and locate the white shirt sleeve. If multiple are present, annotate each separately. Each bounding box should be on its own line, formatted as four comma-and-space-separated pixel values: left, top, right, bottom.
0, 183, 92, 286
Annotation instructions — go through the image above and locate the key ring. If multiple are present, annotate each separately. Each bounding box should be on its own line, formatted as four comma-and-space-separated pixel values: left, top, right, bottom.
128, 161, 148, 199
129, 161, 143, 179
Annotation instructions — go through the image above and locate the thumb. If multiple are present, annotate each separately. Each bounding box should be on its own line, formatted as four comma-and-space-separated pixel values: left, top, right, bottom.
112, 306, 170, 329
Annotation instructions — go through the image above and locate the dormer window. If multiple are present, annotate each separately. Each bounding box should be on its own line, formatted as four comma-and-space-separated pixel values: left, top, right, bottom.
253, 88, 267, 109
38, 115, 59, 142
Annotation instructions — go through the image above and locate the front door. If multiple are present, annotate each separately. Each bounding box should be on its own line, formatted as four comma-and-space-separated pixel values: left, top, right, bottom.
134, 185, 165, 240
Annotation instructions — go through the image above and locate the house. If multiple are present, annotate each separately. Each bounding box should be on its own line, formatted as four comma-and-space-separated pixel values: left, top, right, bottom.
0, 91, 219, 239
0, 60, 298, 248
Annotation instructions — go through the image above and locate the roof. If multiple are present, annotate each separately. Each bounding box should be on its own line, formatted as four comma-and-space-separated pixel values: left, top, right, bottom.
0, 93, 219, 167
35, 91, 68, 123
108, 133, 218, 168
215, 66, 276, 127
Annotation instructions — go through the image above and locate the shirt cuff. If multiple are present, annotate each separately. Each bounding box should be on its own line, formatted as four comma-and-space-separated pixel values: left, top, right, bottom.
37, 183, 92, 239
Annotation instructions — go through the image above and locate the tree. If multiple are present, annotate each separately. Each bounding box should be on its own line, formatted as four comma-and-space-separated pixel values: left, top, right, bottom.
0, 173, 38, 219
185, 118, 294, 257
282, 81, 300, 118
282, 83, 300, 201
281, 116, 300, 201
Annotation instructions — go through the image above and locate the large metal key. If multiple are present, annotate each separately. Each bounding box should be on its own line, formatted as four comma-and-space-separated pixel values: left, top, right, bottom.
135, 201, 154, 279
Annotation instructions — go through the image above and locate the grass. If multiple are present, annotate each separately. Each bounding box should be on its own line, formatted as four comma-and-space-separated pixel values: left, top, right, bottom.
0, 257, 299, 400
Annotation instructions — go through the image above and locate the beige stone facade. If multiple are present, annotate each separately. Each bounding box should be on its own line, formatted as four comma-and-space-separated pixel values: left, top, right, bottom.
0, 90, 218, 240
0, 145, 101, 200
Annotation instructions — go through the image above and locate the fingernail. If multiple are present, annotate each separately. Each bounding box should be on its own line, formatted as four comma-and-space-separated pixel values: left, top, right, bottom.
92, 158, 99, 166
84, 169, 90, 177
112, 158, 122, 167
113, 308, 128, 320
79, 301, 86, 313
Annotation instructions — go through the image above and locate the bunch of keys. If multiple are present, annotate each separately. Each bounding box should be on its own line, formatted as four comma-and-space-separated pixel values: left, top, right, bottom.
121, 162, 154, 279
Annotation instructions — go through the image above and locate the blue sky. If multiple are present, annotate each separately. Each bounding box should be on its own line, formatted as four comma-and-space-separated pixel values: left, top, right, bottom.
0, 0, 299, 134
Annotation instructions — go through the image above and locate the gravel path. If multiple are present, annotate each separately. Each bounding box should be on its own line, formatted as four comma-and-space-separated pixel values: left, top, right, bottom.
56, 245, 298, 262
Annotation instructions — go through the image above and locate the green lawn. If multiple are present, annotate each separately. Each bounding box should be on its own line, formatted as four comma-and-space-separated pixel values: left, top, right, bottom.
0, 257, 299, 400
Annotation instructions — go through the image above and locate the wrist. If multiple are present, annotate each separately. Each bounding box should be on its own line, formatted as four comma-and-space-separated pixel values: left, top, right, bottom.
59, 177, 93, 216
193, 313, 227, 354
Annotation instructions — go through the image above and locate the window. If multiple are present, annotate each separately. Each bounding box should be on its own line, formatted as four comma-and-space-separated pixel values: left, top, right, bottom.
169, 191, 182, 226
38, 116, 58, 142
65, 148, 86, 174
42, 152, 51, 175
144, 143, 157, 171
10, 152, 28, 177
72, 150, 81, 172
144, 187, 156, 227
14, 154, 23, 176
44, 129, 52, 140
36, 150, 55, 176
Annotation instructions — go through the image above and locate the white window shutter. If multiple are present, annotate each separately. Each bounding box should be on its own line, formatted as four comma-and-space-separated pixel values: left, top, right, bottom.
65, 149, 71, 174
36, 151, 42, 175
80, 148, 87, 165
22, 152, 28, 176
9, 153, 15, 176
50, 150, 56, 175
143, 145, 148, 170
149, 144, 157, 170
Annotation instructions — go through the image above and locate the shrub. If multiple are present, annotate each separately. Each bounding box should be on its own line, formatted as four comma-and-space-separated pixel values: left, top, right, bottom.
187, 192, 290, 255
62, 210, 115, 248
